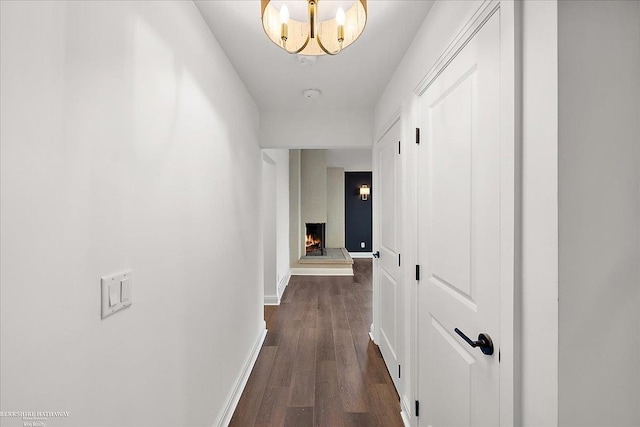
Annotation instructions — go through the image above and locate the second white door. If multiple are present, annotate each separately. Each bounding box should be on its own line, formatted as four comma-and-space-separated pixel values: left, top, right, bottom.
375, 120, 403, 392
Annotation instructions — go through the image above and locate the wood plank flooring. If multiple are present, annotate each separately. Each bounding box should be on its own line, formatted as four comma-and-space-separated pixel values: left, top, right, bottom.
230, 259, 403, 427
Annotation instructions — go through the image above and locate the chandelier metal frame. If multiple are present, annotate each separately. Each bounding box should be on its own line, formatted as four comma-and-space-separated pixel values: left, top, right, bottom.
260, 0, 367, 56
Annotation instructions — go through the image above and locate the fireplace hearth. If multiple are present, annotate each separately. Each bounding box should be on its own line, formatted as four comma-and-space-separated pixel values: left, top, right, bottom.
305, 223, 326, 256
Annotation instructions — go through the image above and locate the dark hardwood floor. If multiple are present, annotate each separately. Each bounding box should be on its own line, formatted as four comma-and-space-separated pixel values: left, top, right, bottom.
229, 259, 403, 427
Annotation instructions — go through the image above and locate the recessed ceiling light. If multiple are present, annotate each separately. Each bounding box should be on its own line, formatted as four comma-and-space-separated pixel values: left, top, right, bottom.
303, 89, 321, 99
298, 55, 317, 66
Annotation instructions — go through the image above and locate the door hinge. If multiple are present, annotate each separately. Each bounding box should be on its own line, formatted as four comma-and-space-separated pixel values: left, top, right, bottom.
415, 400, 420, 417
499, 348, 501, 363
415, 265, 420, 281
398, 364, 401, 378
416, 128, 420, 144
398, 253, 401, 267
398, 140, 401, 154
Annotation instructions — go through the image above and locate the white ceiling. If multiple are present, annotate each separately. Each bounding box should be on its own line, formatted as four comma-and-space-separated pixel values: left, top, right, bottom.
195, 1, 433, 111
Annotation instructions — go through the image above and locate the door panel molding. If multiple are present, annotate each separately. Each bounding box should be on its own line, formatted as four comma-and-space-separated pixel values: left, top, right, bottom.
431, 316, 476, 365
414, 0, 500, 97
374, 108, 401, 145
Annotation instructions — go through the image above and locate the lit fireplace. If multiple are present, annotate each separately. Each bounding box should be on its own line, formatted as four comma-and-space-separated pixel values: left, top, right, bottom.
305, 223, 326, 256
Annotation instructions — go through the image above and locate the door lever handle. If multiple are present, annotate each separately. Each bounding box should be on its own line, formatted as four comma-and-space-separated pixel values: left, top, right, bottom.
372, 251, 380, 259
454, 328, 494, 355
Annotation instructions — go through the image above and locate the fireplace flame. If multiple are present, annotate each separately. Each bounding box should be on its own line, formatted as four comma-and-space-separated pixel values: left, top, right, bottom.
306, 234, 321, 248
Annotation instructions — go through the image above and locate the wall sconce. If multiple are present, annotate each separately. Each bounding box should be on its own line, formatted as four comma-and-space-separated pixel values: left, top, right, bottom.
359, 185, 370, 201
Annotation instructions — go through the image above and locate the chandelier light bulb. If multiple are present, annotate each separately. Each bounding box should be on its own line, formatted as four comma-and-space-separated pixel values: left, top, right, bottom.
280, 5, 289, 24
280, 4, 289, 44
336, 7, 345, 26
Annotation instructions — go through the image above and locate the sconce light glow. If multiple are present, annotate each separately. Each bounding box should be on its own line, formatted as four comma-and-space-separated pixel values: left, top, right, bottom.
360, 185, 370, 201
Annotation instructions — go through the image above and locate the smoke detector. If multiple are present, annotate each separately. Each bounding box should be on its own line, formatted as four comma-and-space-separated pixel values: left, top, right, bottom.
303, 89, 321, 100
298, 55, 317, 66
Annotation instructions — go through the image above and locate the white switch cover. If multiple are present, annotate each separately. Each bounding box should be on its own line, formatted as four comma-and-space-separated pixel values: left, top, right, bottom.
101, 270, 132, 319
109, 283, 120, 306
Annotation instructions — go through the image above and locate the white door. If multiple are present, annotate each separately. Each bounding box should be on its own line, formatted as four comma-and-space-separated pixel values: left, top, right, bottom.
374, 121, 402, 391
417, 11, 506, 426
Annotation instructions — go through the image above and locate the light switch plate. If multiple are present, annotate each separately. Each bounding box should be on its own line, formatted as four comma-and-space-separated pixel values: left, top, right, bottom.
101, 270, 132, 319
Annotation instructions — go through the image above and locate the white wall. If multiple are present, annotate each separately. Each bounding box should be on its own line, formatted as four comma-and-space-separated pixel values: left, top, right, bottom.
326, 167, 345, 248
301, 150, 328, 224
374, 0, 560, 425
558, 1, 640, 425
263, 149, 290, 301
260, 109, 374, 148
0, 2, 264, 426
520, 2, 559, 425
326, 148, 373, 171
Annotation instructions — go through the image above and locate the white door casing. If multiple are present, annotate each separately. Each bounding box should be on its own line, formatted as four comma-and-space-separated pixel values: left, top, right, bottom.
262, 152, 278, 304
374, 119, 403, 393
417, 7, 510, 426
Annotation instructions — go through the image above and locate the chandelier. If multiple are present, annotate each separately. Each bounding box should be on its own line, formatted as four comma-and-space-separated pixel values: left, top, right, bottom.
261, 0, 367, 56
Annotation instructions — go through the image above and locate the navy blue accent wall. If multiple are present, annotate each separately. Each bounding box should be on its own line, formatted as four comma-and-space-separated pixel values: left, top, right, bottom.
345, 172, 372, 252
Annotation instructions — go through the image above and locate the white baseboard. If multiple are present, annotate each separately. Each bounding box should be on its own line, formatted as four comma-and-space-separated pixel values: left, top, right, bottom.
349, 252, 373, 259
264, 271, 291, 305
401, 396, 413, 426
214, 322, 267, 427
401, 409, 411, 427
277, 271, 290, 299
264, 295, 279, 305
290, 267, 353, 276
